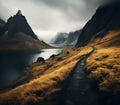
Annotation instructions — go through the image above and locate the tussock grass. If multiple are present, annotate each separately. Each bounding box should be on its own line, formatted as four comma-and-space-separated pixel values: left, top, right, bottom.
86, 31, 120, 94
0, 46, 92, 105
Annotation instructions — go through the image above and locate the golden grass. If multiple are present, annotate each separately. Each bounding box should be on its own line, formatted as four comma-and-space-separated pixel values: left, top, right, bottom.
0, 30, 119, 104
0, 46, 92, 105
0, 39, 53, 51
86, 30, 120, 94
89, 30, 120, 48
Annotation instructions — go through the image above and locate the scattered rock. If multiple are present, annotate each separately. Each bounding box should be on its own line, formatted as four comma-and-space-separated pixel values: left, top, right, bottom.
66, 51, 70, 55
57, 57, 63, 61
50, 54, 57, 59
36, 57, 45, 63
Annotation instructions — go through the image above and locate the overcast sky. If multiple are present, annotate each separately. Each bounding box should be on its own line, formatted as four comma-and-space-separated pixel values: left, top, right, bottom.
0, 0, 114, 42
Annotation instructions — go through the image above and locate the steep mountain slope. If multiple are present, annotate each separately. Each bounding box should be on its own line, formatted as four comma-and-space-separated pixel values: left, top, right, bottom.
0, 19, 6, 35
76, 2, 120, 47
76, 1, 120, 95
0, 19, 5, 27
0, 10, 52, 50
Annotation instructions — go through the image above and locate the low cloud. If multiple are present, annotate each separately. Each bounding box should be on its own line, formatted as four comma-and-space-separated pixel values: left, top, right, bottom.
0, 0, 115, 42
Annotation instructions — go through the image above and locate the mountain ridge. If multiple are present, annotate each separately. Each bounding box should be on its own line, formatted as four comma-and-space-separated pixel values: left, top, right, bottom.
51, 29, 81, 47
76, 1, 120, 47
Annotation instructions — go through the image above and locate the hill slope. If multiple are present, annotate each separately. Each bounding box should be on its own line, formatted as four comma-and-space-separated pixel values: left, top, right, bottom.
76, 2, 120, 47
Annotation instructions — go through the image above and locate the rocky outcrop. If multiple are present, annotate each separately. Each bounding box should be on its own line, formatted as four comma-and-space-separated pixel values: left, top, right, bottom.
76, 2, 120, 47
37, 57, 45, 63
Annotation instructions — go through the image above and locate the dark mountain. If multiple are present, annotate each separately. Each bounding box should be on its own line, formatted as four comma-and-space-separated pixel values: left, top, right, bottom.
0, 19, 6, 35
1, 10, 37, 39
0, 19, 5, 27
52, 30, 81, 47
52, 32, 68, 45
67, 30, 81, 44
0, 10, 52, 50
76, 1, 120, 47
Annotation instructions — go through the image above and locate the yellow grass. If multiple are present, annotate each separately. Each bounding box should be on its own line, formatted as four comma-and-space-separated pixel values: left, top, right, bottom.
0, 46, 92, 105
0, 29, 119, 105
86, 30, 120, 94
89, 30, 120, 48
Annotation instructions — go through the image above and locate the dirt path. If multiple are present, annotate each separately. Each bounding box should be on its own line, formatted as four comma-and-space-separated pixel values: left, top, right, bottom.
63, 47, 102, 105
58, 45, 120, 105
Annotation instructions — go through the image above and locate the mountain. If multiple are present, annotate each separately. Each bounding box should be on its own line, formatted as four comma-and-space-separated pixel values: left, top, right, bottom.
0, 19, 5, 27
67, 30, 81, 45
76, 1, 120, 47
52, 30, 81, 47
0, 10, 52, 50
0, 19, 6, 35
51, 32, 68, 46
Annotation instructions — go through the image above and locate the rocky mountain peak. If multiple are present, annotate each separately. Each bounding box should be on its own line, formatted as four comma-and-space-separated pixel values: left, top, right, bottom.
16, 10, 22, 15
1, 10, 38, 39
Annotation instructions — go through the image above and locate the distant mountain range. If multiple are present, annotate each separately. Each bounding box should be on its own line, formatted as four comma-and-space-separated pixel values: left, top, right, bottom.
76, 1, 120, 47
0, 10, 51, 51
51, 29, 81, 47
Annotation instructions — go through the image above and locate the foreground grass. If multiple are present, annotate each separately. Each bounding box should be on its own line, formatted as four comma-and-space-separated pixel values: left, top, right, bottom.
0, 46, 92, 105
87, 47, 120, 94
86, 30, 120, 94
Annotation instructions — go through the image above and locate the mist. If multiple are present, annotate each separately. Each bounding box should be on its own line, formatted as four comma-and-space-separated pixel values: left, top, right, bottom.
0, 0, 115, 43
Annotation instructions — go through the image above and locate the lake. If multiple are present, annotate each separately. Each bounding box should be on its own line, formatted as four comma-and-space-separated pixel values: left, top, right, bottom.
0, 49, 62, 89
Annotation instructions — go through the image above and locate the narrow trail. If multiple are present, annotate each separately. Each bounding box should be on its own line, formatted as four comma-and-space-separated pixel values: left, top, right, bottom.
63, 47, 102, 105
61, 46, 120, 105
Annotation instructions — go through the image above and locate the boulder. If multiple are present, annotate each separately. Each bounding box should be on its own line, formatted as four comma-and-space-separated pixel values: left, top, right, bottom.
37, 57, 45, 63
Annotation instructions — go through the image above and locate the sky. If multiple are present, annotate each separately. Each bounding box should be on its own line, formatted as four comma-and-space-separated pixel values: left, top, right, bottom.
0, 0, 115, 42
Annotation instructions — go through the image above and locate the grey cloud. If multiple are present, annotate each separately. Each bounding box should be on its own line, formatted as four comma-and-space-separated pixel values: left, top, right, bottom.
0, 0, 116, 42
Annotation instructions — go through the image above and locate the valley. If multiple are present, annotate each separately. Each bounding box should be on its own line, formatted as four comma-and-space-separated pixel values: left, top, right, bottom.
0, 1, 120, 105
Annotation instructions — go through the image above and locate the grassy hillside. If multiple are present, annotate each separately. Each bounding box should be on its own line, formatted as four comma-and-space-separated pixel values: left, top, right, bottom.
86, 30, 120, 94
0, 38, 53, 51
0, 30, 119, 104
0, 46, 92, 105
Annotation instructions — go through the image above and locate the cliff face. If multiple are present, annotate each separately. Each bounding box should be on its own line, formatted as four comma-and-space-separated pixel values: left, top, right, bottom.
76, 2, 120, 47
67, 30, 81, 44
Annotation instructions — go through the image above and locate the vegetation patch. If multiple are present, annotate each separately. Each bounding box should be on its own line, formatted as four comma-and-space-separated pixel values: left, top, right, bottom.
86, 31, 120, 94
0, 46, 92, 105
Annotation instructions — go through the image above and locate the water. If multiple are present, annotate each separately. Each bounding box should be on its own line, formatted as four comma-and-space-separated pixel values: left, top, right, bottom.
0, 49, 62, 89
